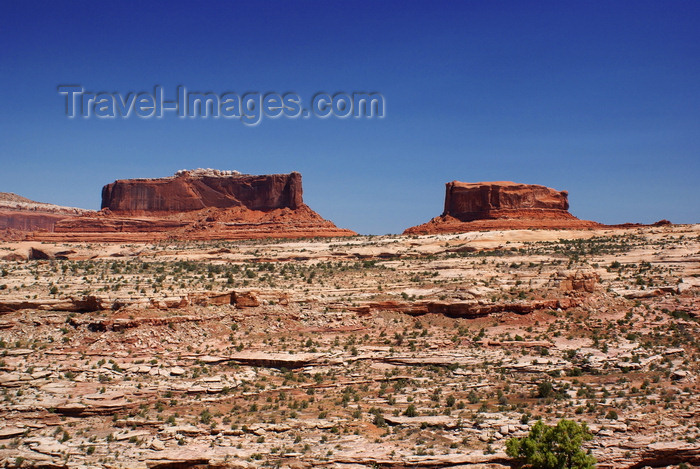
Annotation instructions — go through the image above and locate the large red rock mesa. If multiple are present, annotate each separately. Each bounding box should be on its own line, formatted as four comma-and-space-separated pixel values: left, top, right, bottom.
405, 181, 601, 234
40, 169, 355, 241
101, 169, 303, 214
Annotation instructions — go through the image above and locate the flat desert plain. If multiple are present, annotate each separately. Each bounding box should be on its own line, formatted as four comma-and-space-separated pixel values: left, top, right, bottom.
0, 224, 698, 468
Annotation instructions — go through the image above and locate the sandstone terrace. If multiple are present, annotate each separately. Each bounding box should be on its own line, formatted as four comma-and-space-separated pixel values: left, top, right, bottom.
0, 224, 698, 468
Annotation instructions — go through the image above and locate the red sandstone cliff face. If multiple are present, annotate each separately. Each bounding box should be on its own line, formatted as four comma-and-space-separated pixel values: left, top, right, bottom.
40, 170, 355, 241
102, 171, 303, 213
444, 181, 571, 221
405, 181, 600, 234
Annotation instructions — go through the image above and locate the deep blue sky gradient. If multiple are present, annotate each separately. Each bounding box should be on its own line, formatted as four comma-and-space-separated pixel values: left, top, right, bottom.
1, 1, 698, 234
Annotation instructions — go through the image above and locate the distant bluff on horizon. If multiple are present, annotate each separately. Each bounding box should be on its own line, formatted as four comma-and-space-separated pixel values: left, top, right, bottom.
0, 192, 93, 234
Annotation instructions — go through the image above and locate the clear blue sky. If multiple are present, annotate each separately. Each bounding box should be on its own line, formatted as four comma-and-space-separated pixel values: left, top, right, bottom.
1, 1, 698, 234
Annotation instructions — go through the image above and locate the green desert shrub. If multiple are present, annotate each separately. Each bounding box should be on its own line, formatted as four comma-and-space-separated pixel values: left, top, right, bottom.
506, 419, 596, 469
